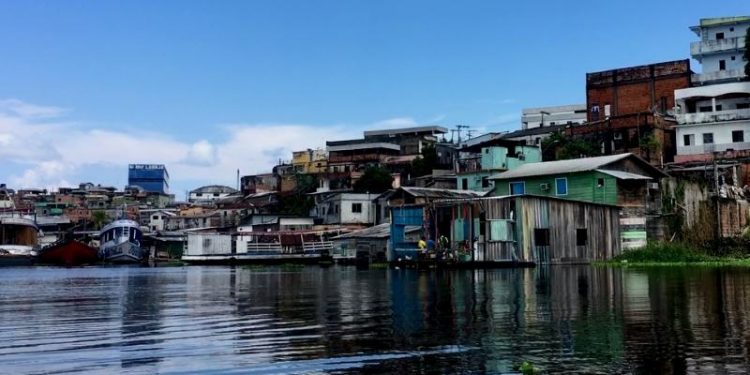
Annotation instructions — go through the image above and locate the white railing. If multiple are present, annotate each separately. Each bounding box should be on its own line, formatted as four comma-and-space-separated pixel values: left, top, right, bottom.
676, 108, 750, 124
692, 70, 746, 85
691, 37, 746, 56
246, 242, 284, 252
302, 241, 334, 252
677, 142, 750, 155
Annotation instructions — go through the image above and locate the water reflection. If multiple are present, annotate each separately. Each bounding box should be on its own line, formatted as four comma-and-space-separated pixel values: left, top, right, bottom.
1, 266, 750, 373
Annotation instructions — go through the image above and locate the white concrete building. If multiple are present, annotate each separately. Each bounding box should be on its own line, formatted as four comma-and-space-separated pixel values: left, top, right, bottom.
311, 193, 377, 226
690, 16, 749, 85
188, 185, 238, 205
674, 17, 750, 163
521, 104, 587, 130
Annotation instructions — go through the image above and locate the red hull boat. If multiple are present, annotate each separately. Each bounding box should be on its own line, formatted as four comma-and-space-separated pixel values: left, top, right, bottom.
38, 239, 99, 266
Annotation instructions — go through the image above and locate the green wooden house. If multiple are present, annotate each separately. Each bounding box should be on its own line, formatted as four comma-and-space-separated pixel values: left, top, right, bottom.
489, 153, 667, 249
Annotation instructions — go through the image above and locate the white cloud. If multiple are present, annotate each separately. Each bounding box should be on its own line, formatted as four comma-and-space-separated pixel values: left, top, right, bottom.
0, 99, 372, 191
0, 98, 68, 119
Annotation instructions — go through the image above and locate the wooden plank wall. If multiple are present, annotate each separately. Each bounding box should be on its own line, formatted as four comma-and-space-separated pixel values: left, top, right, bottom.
439, 196, 621, 263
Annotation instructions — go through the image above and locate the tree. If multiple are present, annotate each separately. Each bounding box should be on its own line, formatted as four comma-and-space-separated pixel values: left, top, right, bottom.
91, 210, 108, 230
278, 174, 317, 216
354, 166, 394, 194
410, 144, 439, 178
745, 26, 750, 79
542, 131, 601, 160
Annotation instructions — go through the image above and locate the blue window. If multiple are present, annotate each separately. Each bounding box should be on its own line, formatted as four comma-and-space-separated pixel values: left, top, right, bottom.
555, 178, 568, 196
510, 182, 525, 195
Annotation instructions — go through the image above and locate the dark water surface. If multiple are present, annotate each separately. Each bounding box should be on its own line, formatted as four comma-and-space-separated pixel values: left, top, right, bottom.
2, 265, 750, 374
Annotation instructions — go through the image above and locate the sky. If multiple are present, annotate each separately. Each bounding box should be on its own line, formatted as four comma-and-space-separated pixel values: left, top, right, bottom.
0, 0, 748, 199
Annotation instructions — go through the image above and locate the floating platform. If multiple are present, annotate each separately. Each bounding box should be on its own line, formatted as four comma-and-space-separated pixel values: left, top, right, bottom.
182, 253, 332, 265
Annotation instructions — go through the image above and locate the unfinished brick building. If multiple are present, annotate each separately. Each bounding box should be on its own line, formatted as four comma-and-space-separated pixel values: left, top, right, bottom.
565, 59, 692, 166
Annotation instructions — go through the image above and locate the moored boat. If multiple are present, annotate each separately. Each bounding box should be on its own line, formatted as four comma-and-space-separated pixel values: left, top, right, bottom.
38, 238, 99, 266
0, 214, 39, 266
99, 219, 145, 263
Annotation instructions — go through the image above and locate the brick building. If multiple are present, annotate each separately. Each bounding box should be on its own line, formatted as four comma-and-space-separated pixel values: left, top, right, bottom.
566, 59, 692, 165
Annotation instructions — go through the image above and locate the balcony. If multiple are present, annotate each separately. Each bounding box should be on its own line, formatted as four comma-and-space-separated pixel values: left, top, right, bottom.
676, 108, 750, 125
678, 142, 750, 156
692, 69, 746, 85
691, 36, 746, 56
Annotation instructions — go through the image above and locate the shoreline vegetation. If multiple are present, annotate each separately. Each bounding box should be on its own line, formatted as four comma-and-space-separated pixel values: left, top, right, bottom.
598, 241, 750, 267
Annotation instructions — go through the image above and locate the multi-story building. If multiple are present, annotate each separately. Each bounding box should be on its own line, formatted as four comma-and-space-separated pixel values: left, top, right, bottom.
674, 17, 750, 167
188, 185, 238, 206
565, 59, 692, 165
291, 148, 328, 174
690, 16, 749, 86
322, 139, 401, 191
455, 134, 542, 192
128, 164, 170, 194
363, 126, 448, 156
521, 104, 587, 130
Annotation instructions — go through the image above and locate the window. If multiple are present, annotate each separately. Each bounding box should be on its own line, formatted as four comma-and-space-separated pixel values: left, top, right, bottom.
482, 177, 491, 188
732, 56, 736, 61
715, 105, 722, 111
509, 182, 525, 195
737, 103, 750, 109
334, 204, 339, 214
535, 137, 541, 145
213, 193, 220, 197
684, 134, 694, 146
719, 60, 726, 71
152, 215, 158, 220
699, 106, 712, 113
576, 229, 588, 246
730, 27, 734, 32
533, 228, 550, 246
351, 203, 362, 213
733, 130, 744, 143
591, 104, 600, 121
597, 178, 605, 188
196, 193, 203, 197
716, 32, 725, 40
462, 178, 468, 190
555, 178, 568, 196
703, 133, 714, 144
660, 96, 667, 113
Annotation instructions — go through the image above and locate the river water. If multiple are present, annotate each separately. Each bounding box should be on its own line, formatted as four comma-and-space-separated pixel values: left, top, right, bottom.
1, 265, 750, 374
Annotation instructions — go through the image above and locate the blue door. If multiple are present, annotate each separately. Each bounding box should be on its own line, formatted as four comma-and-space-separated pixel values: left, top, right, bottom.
509, 182, 525, 195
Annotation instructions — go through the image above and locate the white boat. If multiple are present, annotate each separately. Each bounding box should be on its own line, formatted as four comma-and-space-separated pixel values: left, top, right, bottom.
99, 219, 145, 263
0, 214, 39, 266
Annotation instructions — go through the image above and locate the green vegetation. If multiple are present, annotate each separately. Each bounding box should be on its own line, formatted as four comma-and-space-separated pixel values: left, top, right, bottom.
90, 210, 108, 230
410, 144, 439, 177
541, 131, 601, 161
278, 173, 317, 216
601, 241, 750, 267
354, 165, 394, 194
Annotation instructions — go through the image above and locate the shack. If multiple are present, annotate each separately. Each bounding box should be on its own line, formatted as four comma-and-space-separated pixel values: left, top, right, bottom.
390, 195, 621, 266
332, 222, 420, 262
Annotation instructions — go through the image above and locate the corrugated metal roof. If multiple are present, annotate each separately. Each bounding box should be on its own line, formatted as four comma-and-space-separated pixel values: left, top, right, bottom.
489, 154, 632, 180
332, 223, 420, 239
401, 187, 487, 199
364, 126, 448, 137
596, 169, 652, 180
190, 185, 238, 194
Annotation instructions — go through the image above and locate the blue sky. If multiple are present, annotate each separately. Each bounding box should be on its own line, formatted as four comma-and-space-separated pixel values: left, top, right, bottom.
0, 1, 748, 198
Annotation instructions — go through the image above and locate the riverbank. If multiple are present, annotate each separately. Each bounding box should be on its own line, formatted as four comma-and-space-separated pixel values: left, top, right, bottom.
598, 242, 750, 267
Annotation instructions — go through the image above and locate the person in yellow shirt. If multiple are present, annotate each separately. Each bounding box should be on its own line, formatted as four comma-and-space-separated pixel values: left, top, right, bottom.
417, 237, 427, 251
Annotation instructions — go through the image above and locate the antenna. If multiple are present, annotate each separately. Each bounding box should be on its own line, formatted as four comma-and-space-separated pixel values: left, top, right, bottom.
455, 125, 470, 144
